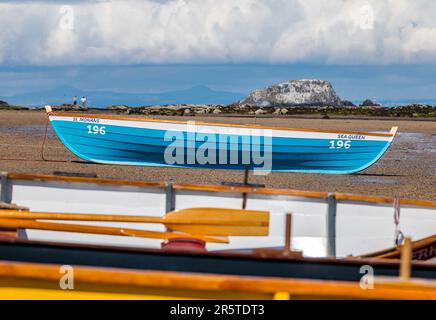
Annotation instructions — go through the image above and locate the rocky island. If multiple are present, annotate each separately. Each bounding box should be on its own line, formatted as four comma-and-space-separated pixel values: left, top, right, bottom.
240, 79, 343, 107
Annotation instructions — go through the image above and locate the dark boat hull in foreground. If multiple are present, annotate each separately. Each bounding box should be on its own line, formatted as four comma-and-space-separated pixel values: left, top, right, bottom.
0, 238, 435, 282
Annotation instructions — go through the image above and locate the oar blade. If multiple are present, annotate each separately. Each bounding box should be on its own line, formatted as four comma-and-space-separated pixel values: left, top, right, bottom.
165, 208, 269, 226
168, 224, 269, 236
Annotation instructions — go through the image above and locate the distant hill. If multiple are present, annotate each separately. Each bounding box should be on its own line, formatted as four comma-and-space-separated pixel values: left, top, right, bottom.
1, 85, 244, 108
0, 100, 28, 110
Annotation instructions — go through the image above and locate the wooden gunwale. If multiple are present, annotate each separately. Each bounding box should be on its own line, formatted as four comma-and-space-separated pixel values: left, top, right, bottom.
49, 112, 395, 137
7, 173, 166, 189
7, 173, 436, 207
398, 198, 436, 207
0, 261, 434, 299
335, 192, 436, 207
172, 183, 329, 199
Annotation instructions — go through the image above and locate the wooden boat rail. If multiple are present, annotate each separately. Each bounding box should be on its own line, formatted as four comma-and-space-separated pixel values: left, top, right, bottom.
5, 172, 435, 207
0, 260, 434, 299
48, 111, 396, 137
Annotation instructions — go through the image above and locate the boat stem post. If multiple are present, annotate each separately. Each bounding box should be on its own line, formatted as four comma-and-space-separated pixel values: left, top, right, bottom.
400, 237, 412, 281
284, 213, 292, 255
326, 193, 337, 257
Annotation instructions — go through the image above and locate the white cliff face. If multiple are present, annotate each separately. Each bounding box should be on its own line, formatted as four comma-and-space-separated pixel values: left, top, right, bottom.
240, 79, 343, 107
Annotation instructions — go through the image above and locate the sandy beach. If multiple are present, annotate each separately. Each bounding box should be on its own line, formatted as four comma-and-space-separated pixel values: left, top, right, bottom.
0, 109, 435, 200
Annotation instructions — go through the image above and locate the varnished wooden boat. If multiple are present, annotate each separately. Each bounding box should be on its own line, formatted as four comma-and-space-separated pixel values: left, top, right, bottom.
1, 172, 435, 257
362, 234, 436, 261
0, 260, 434, 300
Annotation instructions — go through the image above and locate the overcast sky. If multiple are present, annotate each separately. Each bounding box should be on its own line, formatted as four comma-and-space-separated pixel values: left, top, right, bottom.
0, 0, 435, 103
0, 0, 435, 66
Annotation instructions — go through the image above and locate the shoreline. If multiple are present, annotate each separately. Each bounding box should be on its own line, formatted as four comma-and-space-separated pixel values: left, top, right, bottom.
0, 110, 435, 200
2, 102, 436, 120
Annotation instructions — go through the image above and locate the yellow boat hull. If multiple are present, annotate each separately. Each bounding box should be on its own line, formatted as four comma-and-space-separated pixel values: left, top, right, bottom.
0, 261, 435, 300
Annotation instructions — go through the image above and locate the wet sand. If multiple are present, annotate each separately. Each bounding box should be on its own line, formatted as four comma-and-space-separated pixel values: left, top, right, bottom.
0, 110, 435, 200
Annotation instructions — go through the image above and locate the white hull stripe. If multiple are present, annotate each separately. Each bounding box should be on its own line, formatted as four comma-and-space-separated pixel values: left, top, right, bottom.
50, 116, 393, 141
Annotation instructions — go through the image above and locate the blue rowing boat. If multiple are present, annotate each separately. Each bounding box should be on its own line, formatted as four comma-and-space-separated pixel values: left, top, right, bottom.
45, 106, 397, 174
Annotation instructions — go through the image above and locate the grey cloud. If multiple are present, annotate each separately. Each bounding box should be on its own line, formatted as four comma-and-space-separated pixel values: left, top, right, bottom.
0, 0, 435, 65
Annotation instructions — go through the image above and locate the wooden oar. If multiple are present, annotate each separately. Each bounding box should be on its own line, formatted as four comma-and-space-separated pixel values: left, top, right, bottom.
0, 219, 228, 243
0, 208, 269, 236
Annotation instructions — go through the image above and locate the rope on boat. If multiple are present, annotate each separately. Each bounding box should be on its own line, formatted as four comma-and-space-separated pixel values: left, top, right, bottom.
0, 115, 69, 164
40, 115, 50, 161
393, 197, 405, 246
